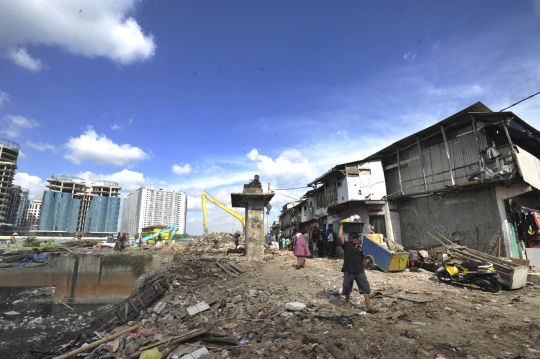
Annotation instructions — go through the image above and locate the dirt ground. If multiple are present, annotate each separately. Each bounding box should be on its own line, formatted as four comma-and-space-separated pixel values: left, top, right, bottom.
181, 249, 540, 359
5, 236, 540, 359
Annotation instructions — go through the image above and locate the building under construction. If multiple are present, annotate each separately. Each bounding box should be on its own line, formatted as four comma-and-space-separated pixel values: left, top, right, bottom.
0, 139, 20, 226
38, 175, 121, 235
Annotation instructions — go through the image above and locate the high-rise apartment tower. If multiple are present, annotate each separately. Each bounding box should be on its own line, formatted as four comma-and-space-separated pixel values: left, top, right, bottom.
26, 199, 42, 230
38, 175, 121, 233
120, 186, 187, 236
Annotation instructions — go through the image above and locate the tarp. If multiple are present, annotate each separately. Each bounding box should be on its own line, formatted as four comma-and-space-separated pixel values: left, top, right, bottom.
15, 253, 50, 267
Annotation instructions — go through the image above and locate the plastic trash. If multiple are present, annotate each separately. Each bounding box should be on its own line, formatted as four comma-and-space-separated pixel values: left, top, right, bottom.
140, 347, 163, 359
237, 338, 249, 346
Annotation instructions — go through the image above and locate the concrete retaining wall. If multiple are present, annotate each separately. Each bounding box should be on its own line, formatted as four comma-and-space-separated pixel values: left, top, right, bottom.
0, 254, 169, 305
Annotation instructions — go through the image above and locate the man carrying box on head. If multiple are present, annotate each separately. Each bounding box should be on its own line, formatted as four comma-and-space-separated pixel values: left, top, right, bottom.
338, 221, 377, 313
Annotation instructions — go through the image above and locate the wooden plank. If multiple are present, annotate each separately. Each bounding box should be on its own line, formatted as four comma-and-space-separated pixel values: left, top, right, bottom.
128, 298, 139, 313
114, 309, 124, 323
228, 263, 244, 274
225, 265, 240, 275
136, 294, 146, 308
216, 261, 238, 278
139, 328, 207, 351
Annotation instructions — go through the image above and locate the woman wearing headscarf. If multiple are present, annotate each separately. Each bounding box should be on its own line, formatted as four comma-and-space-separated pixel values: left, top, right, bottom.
294, 232, 311, 269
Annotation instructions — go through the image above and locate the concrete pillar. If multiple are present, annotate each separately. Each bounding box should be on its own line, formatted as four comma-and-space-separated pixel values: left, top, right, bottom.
245, 199, 265, 256
231, 175, 274, 257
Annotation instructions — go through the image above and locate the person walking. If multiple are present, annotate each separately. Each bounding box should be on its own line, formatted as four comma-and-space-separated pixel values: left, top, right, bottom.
233, 232, 240, 249
338, 221, 376, 313
115, 232, 123, 251
294, 232, 311, 269
327, 228, 335, 259
313, 227, 324, 258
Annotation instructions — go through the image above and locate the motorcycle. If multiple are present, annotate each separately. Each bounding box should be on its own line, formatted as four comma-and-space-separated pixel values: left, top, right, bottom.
437, 250, 501, 292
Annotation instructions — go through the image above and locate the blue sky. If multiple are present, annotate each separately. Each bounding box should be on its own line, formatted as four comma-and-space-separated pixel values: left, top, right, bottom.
1, 0, 540, 235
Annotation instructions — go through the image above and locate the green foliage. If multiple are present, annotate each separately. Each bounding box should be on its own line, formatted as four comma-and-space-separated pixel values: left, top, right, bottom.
22, 236, 41, 248
101, 254, 153, 277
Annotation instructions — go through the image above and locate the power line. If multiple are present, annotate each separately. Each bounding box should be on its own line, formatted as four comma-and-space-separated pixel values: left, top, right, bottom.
275, 192, 300, 201
500, 91, 540, 112
272, 186, 312, 191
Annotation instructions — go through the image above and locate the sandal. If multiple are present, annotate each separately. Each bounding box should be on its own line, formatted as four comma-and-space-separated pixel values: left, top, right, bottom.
345, 303, 352, 310
366, 308, 379, 314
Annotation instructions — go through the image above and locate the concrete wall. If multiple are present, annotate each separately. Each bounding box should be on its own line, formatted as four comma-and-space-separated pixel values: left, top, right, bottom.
0, 253, 167, 305
398, 187, 503, 255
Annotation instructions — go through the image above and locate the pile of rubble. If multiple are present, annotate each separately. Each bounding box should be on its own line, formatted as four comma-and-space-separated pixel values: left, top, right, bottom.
187, 232, 243, 252
7, 239, 540, 358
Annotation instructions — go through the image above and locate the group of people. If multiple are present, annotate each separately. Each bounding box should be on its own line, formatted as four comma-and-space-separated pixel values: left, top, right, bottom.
114, 232, 130, 251
230, 222, 375, 312
276, 226, 336, 259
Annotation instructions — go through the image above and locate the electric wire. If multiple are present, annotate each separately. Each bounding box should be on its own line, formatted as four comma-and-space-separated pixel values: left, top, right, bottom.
274, 192, 300, 201
499, 91, 540, 112
272, 186, 312, 191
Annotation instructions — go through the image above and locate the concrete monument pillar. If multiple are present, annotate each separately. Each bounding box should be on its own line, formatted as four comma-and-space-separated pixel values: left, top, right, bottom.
231, 175, 274, 256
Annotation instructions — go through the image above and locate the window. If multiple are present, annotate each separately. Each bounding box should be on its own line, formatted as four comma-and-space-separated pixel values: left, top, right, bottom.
369, 216, 386, 238
345, 165, 359, 176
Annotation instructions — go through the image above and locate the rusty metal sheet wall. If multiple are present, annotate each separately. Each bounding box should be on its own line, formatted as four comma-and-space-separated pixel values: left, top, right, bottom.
384, 125, 490, 194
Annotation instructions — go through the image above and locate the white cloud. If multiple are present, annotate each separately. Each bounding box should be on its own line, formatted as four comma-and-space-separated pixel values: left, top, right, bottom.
403, 52, 417, 60
77, 169, 146, 192
128, 118, 134, 124
25, 140, 56, 152
246, 148, 315, 189
110, 124, 122, 130
13, 172, 47, 200
64, 127, 149, 166
0, 115, 39, 137
6, 47, 45, 72
0, 0, 155, 70
18, 150, 27, 159
0, 89, 9, 108
172, 163, 193, 175
187, 195, 202, 210
534, 0, 540, 15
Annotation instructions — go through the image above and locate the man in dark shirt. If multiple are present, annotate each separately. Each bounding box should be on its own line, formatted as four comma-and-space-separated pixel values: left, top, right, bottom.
338, 221, 375, 312
233, 232, 240, 249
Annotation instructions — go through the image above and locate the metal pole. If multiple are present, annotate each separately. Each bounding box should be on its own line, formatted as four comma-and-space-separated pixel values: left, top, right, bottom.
416, 136, 428, 192
440, 125, 455, 186
500, 118, 521, 175
396, 147, 403, 195
470, 115, 484, 172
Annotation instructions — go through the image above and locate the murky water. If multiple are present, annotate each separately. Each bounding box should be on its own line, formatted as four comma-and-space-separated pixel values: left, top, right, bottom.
0, 286, 107, 343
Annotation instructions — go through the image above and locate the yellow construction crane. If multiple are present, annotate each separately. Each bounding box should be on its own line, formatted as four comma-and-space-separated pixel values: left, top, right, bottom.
201, 191, 245, 235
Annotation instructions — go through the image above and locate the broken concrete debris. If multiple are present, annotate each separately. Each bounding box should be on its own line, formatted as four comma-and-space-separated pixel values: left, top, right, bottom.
4, 232, 540, 358
186, 302, 210, 316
